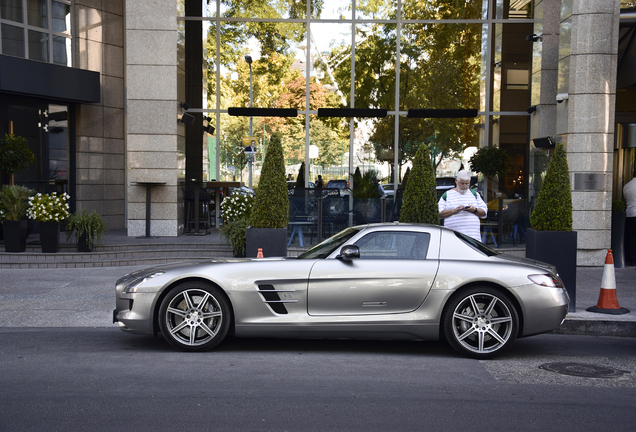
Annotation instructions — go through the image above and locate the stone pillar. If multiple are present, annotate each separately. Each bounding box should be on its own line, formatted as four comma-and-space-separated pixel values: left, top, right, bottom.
125, 0, 180, 236
556, 0, 620, 266
75, 1, 126, 230
529, 0, 560, 139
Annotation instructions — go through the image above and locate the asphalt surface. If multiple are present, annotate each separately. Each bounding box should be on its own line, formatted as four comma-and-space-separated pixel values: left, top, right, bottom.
0, 263, 634, 336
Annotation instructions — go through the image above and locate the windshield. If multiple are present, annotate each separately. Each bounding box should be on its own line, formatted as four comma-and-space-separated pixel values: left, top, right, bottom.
297, 227, 360, 259
454, 231, 500, 257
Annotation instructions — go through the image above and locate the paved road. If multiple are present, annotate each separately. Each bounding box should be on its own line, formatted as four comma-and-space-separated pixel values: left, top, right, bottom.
0, 329, 635, 431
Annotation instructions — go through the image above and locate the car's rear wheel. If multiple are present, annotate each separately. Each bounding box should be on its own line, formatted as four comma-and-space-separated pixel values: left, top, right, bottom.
158, 282, 230, 352
443, 287, 518, 359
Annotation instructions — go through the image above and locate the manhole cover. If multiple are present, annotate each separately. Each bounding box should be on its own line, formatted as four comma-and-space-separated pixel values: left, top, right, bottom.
539, 362, 627, 378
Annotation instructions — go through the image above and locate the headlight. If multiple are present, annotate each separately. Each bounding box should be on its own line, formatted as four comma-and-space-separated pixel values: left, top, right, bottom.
528, 274, 564, 288
124, 271, 165, 293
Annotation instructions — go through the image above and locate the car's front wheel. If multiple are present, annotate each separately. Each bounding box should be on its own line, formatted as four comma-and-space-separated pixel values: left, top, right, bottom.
443, 287, 519, 359
158, 282, 231, 351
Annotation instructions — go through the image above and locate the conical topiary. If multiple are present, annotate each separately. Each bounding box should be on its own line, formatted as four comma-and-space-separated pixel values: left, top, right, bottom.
295, 162, 305, 188
530, 143, 572, 231
400, 144, 439, 224
250, 133, 289, 229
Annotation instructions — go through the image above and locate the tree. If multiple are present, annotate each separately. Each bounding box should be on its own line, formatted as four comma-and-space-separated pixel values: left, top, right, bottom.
250, 133, 289, 229
322, 0, 481, 174
529, 143, 573, 231
0, 134, 35, 186
399, 144, 439, 224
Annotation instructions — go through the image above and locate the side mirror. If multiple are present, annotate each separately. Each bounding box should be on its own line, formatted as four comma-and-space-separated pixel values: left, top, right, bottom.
336, 245, 360, 261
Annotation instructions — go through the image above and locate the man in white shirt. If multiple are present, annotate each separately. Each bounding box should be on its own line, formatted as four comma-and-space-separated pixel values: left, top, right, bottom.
624, 169, 636, 266
438, 170, 487, 241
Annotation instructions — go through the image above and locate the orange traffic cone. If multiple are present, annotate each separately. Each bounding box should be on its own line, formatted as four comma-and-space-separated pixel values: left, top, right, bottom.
586, 250, 630, 315
257, 248, 264, 258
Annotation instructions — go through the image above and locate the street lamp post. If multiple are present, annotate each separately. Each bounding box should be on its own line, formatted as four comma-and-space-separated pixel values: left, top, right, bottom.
245, 55, 253, 189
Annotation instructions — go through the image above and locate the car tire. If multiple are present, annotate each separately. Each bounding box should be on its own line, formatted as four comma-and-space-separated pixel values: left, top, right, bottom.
158, 282, 231, 352
443, 286, 519, 359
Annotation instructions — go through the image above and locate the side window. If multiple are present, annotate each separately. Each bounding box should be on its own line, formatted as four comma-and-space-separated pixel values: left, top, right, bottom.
354, 231, 430, 260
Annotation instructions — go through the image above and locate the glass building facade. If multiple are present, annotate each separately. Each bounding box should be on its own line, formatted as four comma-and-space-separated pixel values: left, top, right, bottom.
179, 0, 535, 203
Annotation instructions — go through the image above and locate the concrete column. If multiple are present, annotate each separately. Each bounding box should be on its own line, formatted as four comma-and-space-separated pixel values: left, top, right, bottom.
556, 0, 620, 266
530, 0, 560, 139
75, 0, 126, 230
125, 0, 180, 236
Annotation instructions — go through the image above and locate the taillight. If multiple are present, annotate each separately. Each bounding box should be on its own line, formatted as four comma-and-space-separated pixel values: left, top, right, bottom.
528, 274, 564, 288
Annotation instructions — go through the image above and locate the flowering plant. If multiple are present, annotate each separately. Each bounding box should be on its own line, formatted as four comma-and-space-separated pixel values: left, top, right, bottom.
220, 192, 255, 257
27, 192, 70, 222
220, 192, 254, 222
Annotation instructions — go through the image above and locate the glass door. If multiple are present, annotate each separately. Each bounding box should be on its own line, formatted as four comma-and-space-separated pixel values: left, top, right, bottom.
0, 95, 71, 198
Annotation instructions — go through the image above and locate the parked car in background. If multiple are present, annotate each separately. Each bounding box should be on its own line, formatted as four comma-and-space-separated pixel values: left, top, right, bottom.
326, 179, 350, 195
382, 183, 401, 197
114, 223, 569, 359
229, 186, 254, 196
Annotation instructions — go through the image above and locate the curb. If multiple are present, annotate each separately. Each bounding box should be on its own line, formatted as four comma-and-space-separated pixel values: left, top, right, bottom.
553, 318, 636, 338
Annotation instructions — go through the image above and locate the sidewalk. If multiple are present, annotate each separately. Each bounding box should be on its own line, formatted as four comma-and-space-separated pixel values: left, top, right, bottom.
558, 266, 636, 336
0, 229, 634, 336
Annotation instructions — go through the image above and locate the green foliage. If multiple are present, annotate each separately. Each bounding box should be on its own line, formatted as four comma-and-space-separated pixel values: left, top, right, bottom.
65, 209, 107, 250
0, 185, 35, 221
352, 169, 382, 199
250, 133, 289, 228
330, 1, 482, 175
222, 217, 250, 257
27, 192, 70, 222
469, 145, 509, 178
399, 144, 439, 224
530, 143, 573, 231
0, 134, 36, 183
613, 200, 626, 212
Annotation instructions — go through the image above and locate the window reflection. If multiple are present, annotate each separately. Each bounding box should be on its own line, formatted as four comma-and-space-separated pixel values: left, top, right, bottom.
1, 23, 25, 57
1, 0, 23, 23
52, 1, 71, 33
27, 0, 48, 29
0, 0, 72, 64
28, 29, 48, 61
194, 0, 538, 207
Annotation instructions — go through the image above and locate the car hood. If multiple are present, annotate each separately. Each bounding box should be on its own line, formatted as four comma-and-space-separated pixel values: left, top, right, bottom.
130, 257, 290, 274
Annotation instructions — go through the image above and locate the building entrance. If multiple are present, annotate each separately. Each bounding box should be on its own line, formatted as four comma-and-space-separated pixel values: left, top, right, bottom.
0, 94, 74, 209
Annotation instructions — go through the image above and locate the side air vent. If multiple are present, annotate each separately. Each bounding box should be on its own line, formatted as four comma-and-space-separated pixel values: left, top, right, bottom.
257, 284, 298, 315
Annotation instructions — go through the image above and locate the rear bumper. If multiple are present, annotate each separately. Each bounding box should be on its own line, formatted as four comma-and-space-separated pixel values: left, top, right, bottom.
513, 284, 570, 336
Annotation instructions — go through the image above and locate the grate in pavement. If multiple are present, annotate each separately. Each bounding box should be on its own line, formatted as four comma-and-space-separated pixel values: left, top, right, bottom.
539, 362, 629, 378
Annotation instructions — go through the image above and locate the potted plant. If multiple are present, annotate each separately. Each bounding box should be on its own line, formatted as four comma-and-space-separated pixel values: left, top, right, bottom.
0, 134, 36, 186
611, 200, 626, 268
400, 144, 440, 224
247, 133, 289, 257
220, 192, 255, 257
27, 192, 70, 253
352, 169, 384, 223
65, 209, 107, 252
526, 143, 577, 311
0, 184, 35, 252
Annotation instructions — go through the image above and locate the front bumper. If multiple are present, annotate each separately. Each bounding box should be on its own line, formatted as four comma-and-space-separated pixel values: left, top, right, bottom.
114, 286, 157, 335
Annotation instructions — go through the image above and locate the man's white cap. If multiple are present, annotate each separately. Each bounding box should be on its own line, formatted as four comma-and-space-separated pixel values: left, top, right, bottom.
456, 170, 471, 181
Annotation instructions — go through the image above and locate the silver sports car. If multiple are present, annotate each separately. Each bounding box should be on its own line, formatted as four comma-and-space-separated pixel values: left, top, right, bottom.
114, 223, 569, 359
